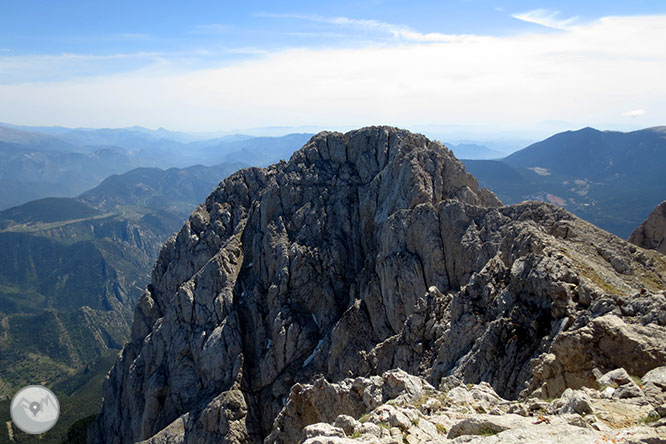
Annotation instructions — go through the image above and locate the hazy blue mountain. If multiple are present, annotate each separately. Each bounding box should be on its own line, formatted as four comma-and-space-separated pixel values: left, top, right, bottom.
1, 123, 239, 145
465, 126, 666, 237
0, 125, 78, 152
461, 159, 528, 203
79, 163, 245, 212
448, 142, 505, 159
0, 123, 306, 209
204, 133, 314, 166
4, 125, 174, 149
0, 143, 138, 210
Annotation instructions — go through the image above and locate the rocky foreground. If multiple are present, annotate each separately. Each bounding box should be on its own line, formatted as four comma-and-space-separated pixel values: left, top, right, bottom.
89, 127, 666, 444
267, 367, 666, 444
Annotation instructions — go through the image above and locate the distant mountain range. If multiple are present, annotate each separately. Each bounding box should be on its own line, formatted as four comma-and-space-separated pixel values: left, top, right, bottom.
2, 122, 664, 236
463, 126, 666, 238
0, 123, 312, 210
0, 124, 664, 443
447, 142, 506, 159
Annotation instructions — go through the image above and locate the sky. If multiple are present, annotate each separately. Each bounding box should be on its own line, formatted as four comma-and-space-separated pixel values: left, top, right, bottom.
1, 0, 665, 139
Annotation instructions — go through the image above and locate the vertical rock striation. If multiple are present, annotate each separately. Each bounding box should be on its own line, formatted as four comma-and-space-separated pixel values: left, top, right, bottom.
89, 127, 666, 444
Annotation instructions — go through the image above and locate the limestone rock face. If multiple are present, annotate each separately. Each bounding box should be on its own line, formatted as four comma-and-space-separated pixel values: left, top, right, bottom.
89, 127, 666, 444
630, 201, 666, 254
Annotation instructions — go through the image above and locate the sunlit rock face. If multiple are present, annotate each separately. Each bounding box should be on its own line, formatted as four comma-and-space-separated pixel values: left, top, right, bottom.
89, 127, 666, 444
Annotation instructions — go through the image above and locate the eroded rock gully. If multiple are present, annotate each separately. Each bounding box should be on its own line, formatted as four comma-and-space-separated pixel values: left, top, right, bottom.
89, 127, 666, 444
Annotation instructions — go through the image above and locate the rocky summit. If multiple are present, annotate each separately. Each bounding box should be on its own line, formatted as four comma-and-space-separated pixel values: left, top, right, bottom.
89, 127, 666, 444
630, 201, 666, 255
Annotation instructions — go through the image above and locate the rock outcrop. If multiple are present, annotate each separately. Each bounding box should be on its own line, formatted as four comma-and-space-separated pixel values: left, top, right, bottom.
630, 201, 666, 255
273, 368, 666, 444
89, 127, 666, 444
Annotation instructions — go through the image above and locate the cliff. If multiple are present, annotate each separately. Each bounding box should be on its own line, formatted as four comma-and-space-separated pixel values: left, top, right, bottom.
90, 127, 666, 443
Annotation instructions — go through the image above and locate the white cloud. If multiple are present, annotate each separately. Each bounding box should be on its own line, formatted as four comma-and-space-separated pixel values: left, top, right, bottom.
623, 109, 646, 117
224, 47, 269, 55
512, 9, 579, 30
260, 13, 473, 43
1, 15, 665, 132
284, 31, 348, 39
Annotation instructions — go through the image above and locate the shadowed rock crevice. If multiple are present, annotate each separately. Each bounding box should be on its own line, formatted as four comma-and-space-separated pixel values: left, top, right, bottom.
89, 127, 666, 444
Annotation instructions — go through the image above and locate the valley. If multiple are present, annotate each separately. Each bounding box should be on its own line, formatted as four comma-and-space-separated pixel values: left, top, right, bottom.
0, 162, 246, 443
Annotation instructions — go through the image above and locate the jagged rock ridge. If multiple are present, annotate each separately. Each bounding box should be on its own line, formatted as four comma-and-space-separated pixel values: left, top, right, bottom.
90, 127, 666, 444
630, 200, 666, 255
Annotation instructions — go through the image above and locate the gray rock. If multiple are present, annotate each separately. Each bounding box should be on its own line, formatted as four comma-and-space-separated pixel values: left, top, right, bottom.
600, 387, 616, 399
301, 437, 356, 444
657, 405, 666, 417
302, 424, 346, 441
353, 422, 382, 438
613, 383, 644, 400
629, 201, 666, 254
333, 415, 358, 436
136, 417, 185, 444
643, 366, 666, 389
642, 382, 666, 407
447, 387, 476, 406
598, 368, 631, 387
387, 409, 411, 431
559, 390, 594, 415
447, 414, 534, 438
89, 127, 666, 444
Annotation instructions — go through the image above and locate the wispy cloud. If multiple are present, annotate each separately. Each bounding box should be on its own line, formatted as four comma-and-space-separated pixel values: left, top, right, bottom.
260, 13, 477, 43
0, 52, 165, 83
284, 31, 348, 39
0, 46, 270, 84
622, 109, 646, 117
512, 9, 579, 30
224, 47, 268, 55
191, 24, 232, 34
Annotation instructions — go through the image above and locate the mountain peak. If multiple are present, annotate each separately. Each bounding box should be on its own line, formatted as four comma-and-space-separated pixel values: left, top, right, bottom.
246, 126, 502, 216
90, 127, 666, 444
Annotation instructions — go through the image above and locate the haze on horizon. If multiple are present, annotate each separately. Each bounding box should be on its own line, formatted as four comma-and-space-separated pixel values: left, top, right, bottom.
1, 0, 665, 139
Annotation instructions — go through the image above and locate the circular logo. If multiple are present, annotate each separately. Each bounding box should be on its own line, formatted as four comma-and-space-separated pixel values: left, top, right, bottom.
10, 385, 60, 434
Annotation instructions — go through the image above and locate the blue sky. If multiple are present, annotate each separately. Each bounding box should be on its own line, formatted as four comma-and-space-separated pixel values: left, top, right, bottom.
1, 1, 665, 137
